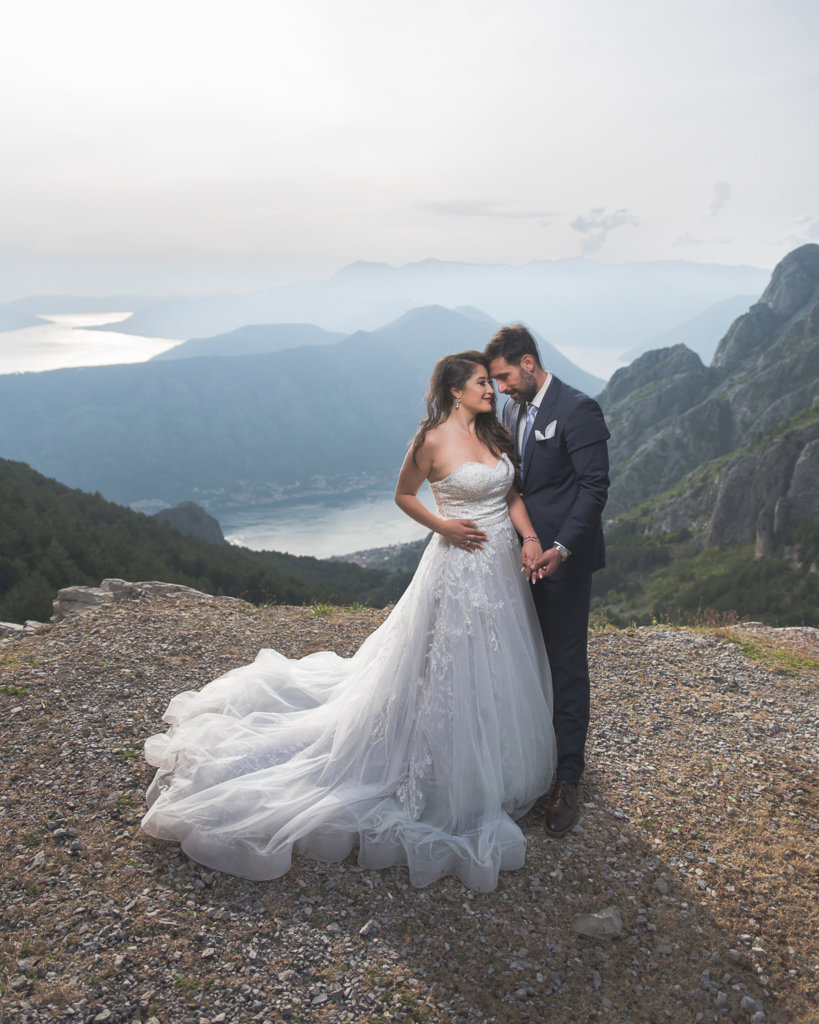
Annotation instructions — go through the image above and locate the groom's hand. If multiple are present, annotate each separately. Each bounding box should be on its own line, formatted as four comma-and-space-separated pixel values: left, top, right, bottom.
533, 547, 563, 579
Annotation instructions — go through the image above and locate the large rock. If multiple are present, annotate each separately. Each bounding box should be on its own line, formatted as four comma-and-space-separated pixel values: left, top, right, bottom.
0, 621, 27, 638
152, 501, 227, 545
52, 586, 115, 621
99, 578, 227, 601
51, 579, 238, 621
0, 619, 46, 638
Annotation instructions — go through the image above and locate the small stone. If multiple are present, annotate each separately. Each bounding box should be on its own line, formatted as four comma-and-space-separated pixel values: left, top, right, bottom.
10, 975, 28, 992
93, 1010, 113, 1024
201, 947, 216, 959
740, 995, 762, 1013
654, 876, 669, 896
571, 905, 623, 939
359, 918, 380, 938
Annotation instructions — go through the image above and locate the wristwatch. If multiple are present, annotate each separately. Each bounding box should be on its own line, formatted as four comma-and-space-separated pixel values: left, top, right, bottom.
553, 542, 571, 561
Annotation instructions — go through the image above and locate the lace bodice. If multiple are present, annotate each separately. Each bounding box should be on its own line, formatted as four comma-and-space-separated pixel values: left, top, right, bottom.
429, 455, 514, 527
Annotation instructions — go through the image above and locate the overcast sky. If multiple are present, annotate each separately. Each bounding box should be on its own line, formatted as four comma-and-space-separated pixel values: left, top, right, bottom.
2, 0, 817, 297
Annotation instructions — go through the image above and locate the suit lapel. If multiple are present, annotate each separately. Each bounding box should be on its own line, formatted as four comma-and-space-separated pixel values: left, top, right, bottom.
522, 376, 561, 482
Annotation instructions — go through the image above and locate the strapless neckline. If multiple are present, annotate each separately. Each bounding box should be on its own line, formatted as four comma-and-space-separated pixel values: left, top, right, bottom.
431, 454, 509, 486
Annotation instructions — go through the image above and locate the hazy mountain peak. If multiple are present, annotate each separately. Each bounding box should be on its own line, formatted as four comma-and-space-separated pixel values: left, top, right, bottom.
603, 343, 706, 404
388, 304, 469, 324
453, 306, 497, 324
330, 261, 395, 280
758, 243, 819, 320
713, 244, 819, 372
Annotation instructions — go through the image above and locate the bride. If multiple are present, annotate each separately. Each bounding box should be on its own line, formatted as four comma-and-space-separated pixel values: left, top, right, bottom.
142, 351, 556, 891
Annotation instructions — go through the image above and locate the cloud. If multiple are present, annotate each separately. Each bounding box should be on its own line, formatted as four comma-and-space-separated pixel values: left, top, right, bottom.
418, 200, 554, 225
672, 232, 734, 248
709, 181, 731, 218
570, 207, 639, 254
672, 233, 705, 247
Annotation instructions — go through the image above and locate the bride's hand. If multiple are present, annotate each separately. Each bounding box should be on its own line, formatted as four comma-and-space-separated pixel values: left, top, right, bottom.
521, 538, 543, 581
441, 519, 489, 551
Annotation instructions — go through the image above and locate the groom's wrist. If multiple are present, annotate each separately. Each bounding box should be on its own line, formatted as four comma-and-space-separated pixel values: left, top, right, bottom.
553, 541, 571, 561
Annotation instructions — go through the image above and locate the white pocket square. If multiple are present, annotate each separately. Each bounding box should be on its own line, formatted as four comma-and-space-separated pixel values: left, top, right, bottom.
535, 420, 557, 441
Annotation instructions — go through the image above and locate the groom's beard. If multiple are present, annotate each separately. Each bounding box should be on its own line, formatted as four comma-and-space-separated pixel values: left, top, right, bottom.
513, 369, 539, 403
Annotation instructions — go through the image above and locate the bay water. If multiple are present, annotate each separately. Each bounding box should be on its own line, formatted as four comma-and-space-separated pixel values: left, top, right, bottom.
212, 486, 437, 559
0, 312, 181, 374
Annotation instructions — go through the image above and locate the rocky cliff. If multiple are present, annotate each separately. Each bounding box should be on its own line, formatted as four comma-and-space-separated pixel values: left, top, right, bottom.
639, 419, 819, 551
601, 244, 819, 524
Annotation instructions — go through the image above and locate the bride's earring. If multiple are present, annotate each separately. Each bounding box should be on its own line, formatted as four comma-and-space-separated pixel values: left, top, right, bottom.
455, 396, 461, 409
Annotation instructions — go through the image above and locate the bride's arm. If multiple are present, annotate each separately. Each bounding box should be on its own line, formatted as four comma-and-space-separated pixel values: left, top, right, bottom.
506, 488, 544, 577
395, 446, 488, 549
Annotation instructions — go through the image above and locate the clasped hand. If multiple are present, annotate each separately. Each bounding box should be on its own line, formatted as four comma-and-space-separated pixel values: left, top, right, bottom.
441, 519, 488, 552
520, 538, 544, 583
523, 545, 563, 583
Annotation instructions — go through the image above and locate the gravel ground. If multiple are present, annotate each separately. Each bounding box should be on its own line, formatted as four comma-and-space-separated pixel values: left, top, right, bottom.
1, 589, 817, 1024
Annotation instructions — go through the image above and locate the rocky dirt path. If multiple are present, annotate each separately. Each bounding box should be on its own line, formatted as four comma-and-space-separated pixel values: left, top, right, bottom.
1, 593, 817, 1024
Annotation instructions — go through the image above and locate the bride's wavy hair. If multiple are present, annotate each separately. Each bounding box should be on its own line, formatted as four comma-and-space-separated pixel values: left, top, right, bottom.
411, 351, 513, 463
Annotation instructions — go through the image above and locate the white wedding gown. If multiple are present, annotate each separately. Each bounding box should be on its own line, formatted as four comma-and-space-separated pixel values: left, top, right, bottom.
142, 455, 556, 891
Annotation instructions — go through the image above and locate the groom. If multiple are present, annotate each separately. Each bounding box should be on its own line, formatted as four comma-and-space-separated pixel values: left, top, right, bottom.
485, 325, 610, 836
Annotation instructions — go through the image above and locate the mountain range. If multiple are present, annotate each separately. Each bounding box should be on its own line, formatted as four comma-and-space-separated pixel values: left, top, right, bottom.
0, 305, 603, 505
152, 323, 347, 360
0, 246, 815, 627
35, 257, 768, 355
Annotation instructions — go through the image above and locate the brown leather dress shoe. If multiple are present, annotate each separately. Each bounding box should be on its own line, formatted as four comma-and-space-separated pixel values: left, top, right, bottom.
545, 780, 579, 836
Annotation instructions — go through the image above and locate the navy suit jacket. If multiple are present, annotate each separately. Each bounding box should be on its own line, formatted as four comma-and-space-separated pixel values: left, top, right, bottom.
502, 376, 610, 582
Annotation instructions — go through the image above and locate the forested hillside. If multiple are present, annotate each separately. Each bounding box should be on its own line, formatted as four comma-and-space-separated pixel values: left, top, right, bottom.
0, 459, 410, 624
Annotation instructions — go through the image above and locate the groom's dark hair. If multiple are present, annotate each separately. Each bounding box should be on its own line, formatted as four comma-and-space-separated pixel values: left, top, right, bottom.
484, 324, 542, 368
